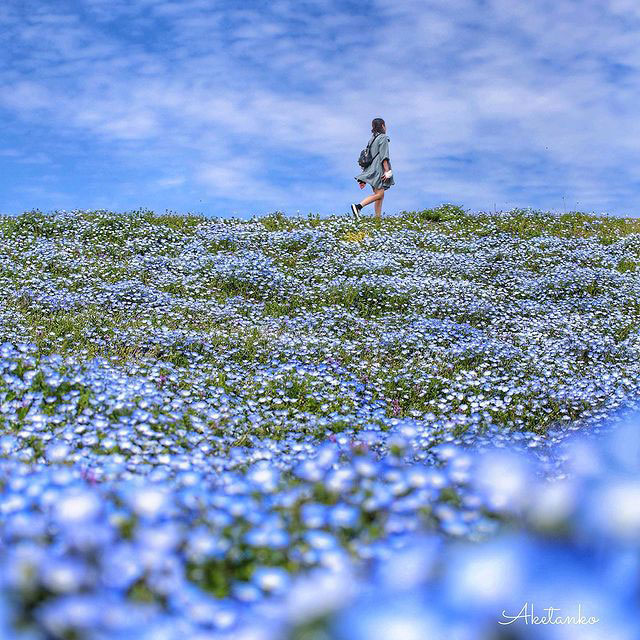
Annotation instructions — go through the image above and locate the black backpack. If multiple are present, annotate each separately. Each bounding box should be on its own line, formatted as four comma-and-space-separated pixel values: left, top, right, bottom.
358, 133, 380, 169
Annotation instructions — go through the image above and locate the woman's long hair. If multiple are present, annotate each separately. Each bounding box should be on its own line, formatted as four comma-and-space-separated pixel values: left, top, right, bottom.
371, 118, 385, 134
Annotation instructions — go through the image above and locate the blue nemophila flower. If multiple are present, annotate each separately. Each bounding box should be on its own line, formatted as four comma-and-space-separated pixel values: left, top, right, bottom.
328, 504, 359, 529
36, 593, 103, 637
247, 461, 280, 492
40, 556, 92, 594
300, 503, 327, 528
251, 566, 290, 595
125, 484, 169, 519
333, 591, 448, 640
1, 210, 640, 637
472, 448, 534, 513
303, 530, 338, 551
53, 489, 102, 525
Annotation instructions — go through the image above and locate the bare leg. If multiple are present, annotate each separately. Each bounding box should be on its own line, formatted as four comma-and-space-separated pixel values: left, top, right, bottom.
374, 190, 384, 219
359, 188, 385, 209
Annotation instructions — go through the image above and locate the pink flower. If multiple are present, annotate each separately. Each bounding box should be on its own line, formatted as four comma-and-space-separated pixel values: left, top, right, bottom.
80, 467, 98, 486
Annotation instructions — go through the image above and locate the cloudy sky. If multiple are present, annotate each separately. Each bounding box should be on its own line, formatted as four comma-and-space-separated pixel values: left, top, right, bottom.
1, 0, 640, 217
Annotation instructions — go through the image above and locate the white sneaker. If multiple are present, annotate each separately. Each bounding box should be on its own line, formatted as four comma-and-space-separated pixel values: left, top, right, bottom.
350, 203, 362, 220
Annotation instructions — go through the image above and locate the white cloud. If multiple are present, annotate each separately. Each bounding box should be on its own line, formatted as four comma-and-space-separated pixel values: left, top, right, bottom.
156, 176, 186, 188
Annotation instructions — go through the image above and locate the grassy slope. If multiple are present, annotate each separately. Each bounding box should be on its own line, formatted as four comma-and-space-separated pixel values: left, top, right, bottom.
1, 205, 639, 437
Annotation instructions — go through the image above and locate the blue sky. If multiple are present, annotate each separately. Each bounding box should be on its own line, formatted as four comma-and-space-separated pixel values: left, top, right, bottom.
1, 0, 640, 218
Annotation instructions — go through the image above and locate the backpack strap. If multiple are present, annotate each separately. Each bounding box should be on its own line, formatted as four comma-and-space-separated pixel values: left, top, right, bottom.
366, 132, 380, 151
366, 133, 381, 163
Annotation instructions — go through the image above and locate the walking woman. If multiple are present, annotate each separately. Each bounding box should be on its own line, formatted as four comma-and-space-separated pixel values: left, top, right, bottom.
351, 117, 394, 220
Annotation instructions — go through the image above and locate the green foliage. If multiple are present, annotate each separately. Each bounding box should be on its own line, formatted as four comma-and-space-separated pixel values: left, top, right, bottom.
614, 323, 637, 343
259, 211, 293, 231
323, 284, 413, 317
0, 210, 59, 239
617, 258, 637, 273
401, 203, 467, 223
137, 209, 207, 232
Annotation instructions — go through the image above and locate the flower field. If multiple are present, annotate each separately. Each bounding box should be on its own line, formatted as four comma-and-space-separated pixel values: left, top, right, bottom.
0, 206, 639, 639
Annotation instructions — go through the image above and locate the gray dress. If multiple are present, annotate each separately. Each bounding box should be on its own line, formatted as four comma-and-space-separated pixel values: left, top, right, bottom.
354, 133, 395, 190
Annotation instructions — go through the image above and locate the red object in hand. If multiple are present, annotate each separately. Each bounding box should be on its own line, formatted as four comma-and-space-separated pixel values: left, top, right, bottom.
358, 181, 365, 189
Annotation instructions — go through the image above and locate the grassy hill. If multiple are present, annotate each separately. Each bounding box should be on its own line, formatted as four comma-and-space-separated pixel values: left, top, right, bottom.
1, 206, 639, 436
0, 205, 638, 638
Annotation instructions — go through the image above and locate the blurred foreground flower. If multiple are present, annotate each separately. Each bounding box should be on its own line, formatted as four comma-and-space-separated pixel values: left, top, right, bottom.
285, 412, 640, 640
